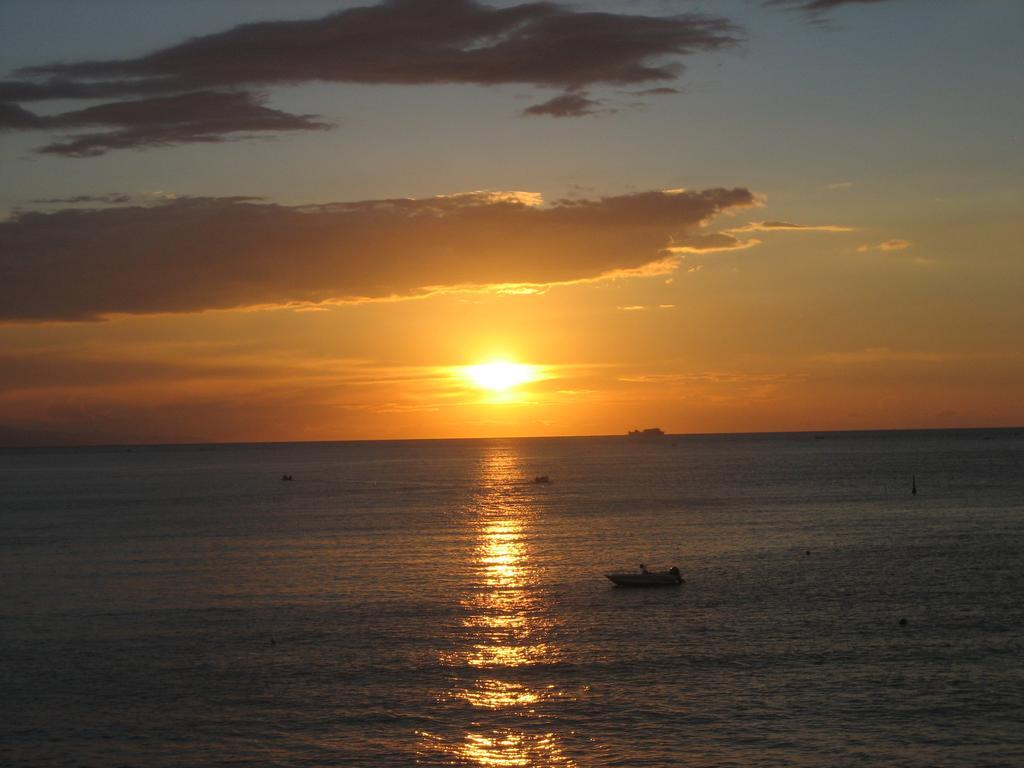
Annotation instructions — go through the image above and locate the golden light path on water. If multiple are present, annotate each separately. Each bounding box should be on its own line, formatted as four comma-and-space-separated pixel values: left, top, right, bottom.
418, 448, 576, 766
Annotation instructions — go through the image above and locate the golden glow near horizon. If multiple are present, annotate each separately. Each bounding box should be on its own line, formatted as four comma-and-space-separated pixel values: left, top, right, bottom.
464, 361, 539, 393
3, 4, 1022, 447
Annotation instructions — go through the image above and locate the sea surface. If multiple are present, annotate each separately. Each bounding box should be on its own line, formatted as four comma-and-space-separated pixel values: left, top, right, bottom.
2, 430, 1022, 767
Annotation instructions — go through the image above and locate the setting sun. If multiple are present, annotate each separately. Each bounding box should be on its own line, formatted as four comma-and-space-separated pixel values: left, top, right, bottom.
464, 362, 538, 392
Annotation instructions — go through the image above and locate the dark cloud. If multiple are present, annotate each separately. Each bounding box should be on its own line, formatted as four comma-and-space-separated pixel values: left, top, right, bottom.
0, 187, 755, 322
18, 0, 739, 92
6, 91, 330, 157
629, 87, 681, 96
1, 0, 739, 153
0, 78, 140, 103
523, 92, 604, 118
30, 193, 134, 205
0, 101, 45, 129
765, 0, 898, 15
758, 220, 808, 228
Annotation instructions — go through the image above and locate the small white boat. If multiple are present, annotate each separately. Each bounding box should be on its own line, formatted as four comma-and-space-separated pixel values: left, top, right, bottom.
606, 566, 683, 587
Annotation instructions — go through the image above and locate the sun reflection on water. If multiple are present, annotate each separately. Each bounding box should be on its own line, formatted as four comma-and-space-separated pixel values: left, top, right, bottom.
419, 729, 575, 768
418, 447, 576, 766
459, 679, 540, 709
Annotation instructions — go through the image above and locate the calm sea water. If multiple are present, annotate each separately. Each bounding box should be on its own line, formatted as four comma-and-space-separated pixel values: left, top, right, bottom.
2, 430, 1022, 767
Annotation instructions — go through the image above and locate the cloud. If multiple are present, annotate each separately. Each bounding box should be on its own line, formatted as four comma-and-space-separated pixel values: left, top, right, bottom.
667, 232, 762, 253
765, 0, 899, 15
1, 0, 740, 152
1, 186, 755, 322
857, 238, 911, 252
727, 220, 854, 233
615, 369, 800, 404
4, 91, 330, 157
0, 78, 140, 103
0, 101, 45, 129
809, 347, 946, 365
30, 193, 133, 205
617, 370, 795, 385
523, 92, 604, 118
16, 1, 739, 93
662, 218, 854, 255
418, 252, 688, 299
628, 87, 681, 96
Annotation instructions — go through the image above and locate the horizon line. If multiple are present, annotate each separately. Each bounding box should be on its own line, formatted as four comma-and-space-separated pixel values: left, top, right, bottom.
2, 424, 1020, 451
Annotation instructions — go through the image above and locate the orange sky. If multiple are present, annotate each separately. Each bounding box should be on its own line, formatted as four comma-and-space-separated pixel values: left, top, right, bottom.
1, 0, 1021, 445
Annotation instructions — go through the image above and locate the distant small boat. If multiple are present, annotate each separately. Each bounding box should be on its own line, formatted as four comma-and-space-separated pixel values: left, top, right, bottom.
281, 474, 294, 482
912, 474, 917, 496
606, 565, 683, 587
533, 475, 551, 484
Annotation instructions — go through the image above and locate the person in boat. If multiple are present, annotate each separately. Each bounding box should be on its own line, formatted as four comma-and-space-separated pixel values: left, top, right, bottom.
639, 564, 649, 573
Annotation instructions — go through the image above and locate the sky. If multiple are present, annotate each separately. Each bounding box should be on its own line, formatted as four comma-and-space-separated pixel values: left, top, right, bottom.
0, 0, 1021, 445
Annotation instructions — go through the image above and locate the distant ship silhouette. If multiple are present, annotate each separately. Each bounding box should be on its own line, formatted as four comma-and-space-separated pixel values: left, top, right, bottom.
627, 427, 666, 440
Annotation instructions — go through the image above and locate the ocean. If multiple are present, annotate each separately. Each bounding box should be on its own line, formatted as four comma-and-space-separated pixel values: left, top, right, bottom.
2, 430, 1022, 767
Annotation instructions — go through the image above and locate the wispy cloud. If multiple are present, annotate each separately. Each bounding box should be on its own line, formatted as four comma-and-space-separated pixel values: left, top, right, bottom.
3, 91, 330, 157
857, 238, 912, 252
627, 87, 681, 96
661, 217, 854, 256
727, 220, 854, 233
809, 347, 947, 365
409, 254, 695, 299
30, 193, 133, 205
616, 369, 802, 404
765, 0, 900, 17
667, 234, 762, 254
523, 92, 606, 118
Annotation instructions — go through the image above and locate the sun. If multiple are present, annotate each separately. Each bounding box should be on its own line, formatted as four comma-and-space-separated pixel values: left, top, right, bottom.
464, 361, 537, 392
